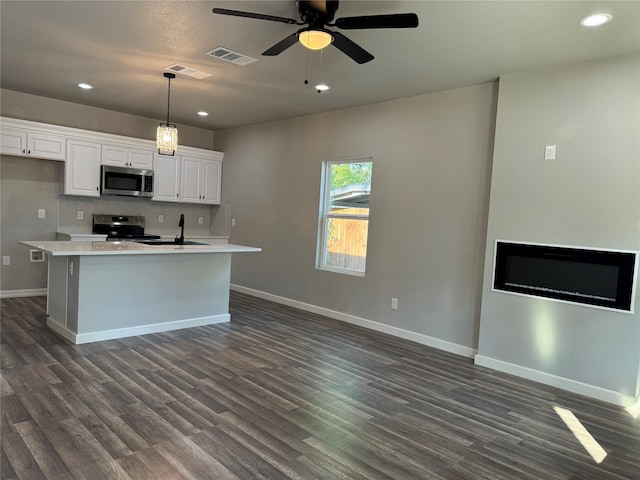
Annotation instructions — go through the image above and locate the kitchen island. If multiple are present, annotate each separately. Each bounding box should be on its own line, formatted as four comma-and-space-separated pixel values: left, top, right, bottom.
20, 240, 261, 344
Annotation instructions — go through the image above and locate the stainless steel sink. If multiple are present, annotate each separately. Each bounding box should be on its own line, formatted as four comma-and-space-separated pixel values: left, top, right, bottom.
133, 240, 206, 246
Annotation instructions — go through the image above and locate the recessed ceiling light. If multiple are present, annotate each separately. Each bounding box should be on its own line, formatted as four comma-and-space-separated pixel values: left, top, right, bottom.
78, 83, 93, 90
315, 83, 330, 92
197, 111, 209, 117
580, 13, 612, 27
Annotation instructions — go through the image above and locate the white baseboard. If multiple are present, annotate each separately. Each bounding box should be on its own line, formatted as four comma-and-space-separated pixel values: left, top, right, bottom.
47, 314, 230, 345
230, 284, 477, 358
1, 288, 47, 298
474, 354, 638, 408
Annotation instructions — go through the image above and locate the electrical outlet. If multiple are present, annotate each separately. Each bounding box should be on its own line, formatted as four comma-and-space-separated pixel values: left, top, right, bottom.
77, 210, 84, 220
2, 256, 10, 266
38, 209, 45, 219
391, 297, 398, 310
158, 214, 164, 223
198, 216, 204, 225
30, 250, 45, 262
231, 218, 236, 227
69, 261, 74, 276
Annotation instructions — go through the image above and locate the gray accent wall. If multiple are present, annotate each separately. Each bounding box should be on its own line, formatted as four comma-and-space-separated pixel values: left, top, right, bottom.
214, 82, 498, 351
477, 53, 640, 398
1, 156, 60, 291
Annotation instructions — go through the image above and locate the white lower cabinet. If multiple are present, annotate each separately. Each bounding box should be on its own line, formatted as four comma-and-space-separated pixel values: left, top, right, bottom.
64, 140, 100, 196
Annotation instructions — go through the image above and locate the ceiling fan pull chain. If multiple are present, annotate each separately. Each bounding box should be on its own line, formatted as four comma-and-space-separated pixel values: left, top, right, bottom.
304, 47, 310, 85
317, 49, 324, 93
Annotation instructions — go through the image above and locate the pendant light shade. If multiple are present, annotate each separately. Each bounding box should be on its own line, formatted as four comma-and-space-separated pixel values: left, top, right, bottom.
157, 72, 178, 156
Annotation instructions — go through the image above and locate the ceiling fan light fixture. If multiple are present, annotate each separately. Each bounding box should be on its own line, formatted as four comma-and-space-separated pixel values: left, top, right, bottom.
157, 72, 178, 156
298, 29, 333, 50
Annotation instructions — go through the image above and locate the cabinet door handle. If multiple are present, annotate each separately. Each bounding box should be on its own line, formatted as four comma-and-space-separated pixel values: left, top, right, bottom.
28, 150, 31, 154
22, 149, 26, 154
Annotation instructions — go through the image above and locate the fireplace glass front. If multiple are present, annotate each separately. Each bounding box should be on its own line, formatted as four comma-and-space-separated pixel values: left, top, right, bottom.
493, 242, 637, 312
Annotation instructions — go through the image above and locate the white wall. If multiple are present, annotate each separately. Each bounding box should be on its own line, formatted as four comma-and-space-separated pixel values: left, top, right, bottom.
476, 53, 640, 403
215, 83, 497, 353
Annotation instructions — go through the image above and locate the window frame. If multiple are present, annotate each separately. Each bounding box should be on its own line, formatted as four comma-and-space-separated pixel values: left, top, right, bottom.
316, 157, 373, 277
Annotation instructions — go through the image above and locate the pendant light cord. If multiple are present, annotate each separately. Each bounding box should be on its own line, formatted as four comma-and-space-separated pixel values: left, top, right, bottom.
166, 76, 171, 124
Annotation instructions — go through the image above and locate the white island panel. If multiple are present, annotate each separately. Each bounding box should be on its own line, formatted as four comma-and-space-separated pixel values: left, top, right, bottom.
22, 240, 261, 344
62, 253, 231, 343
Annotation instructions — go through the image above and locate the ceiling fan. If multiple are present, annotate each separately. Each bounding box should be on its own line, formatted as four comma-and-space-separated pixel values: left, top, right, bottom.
212, 0, 419, 64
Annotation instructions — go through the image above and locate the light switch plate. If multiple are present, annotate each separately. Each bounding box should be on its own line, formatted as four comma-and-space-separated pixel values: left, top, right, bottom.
544, 145, 556, 160
77, 210, 84, 220
38, 209, 45, 219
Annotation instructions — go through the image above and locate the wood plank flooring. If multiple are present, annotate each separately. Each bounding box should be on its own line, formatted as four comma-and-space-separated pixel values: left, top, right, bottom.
1, 292, 639, 479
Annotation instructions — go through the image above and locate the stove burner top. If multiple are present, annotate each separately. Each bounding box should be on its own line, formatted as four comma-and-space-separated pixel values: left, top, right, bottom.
92, 214, 160, 241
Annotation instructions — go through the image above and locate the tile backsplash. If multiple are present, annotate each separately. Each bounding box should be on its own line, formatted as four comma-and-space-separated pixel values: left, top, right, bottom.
58, 195, 230, 237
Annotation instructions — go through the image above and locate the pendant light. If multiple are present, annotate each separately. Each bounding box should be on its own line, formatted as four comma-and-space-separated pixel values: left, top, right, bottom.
157, 72, 178, 156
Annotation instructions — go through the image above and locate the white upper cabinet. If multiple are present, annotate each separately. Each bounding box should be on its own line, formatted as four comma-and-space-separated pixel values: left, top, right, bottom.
0, 127, 65, 161
154, 155, 222, 205
180, 156, 202, 204
201, 159, 222, 204
101, 145, 127, 166
152, 153, 181, 202
181, 156, 222, 205
65, 140, 100, 196
102, 145, 153, 169
128, 148, 153, 169
1, 116, 223, 200
0, 128, 26, 156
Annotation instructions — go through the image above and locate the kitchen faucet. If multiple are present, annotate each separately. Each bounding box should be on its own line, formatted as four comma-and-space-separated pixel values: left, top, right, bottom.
175, 213, 185, 244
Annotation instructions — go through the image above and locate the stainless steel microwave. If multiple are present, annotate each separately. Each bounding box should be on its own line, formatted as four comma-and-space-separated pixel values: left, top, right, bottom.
101, 165, 154, 197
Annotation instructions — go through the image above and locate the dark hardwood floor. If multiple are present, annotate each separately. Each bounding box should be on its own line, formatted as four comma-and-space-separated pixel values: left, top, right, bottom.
1, 292, 639, 479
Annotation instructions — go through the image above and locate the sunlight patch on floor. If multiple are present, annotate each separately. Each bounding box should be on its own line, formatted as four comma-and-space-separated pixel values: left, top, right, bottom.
553, 406, 607, 463
625, 402, 639, 419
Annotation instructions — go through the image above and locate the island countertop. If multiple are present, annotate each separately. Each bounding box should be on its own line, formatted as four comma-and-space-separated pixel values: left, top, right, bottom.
21, 240, 261, 256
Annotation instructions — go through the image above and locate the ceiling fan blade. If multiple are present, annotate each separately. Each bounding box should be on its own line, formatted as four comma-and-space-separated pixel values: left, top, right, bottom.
334, 13, 419, 29
330, 31, 374, 64
262, 32, 300, 56
212, 8, 299, 25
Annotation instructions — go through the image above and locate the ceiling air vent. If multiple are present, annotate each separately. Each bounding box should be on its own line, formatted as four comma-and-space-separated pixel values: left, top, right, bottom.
205, 47, 258, 66
166, 64, 211, 79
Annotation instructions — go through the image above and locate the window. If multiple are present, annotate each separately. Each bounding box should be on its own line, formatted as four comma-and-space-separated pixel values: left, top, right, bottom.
317, 159, 373, 276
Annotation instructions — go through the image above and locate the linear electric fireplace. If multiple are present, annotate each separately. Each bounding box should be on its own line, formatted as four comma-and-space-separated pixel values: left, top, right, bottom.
493, 241, 637, 312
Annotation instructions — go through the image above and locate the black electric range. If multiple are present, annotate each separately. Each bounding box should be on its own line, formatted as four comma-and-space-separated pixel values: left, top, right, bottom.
92, 214, 161, 241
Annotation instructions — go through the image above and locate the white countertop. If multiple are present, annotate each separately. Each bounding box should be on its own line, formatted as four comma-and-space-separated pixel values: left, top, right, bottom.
21, 240, 260, 256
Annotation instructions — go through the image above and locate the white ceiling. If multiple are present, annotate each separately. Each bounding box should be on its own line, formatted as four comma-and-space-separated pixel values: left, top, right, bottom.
1, 1, 638, 131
